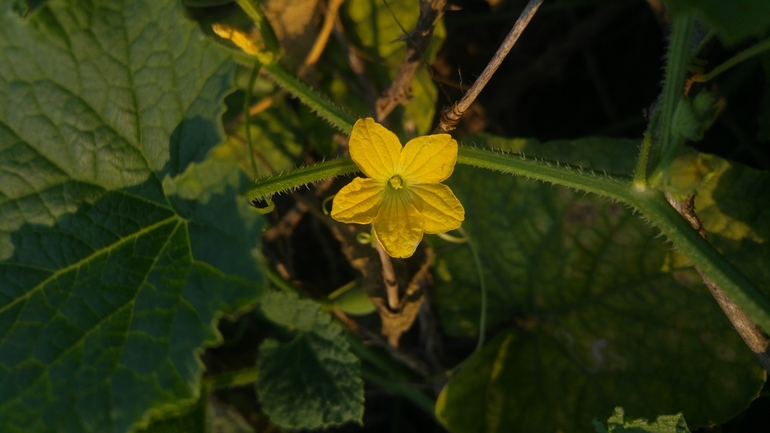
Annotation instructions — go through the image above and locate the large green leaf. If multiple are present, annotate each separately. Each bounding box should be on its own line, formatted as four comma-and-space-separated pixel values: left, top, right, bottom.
257, 291, 364, 430
663, 0, 770, 45
0, 1, 266, 432
433, 135, 766, 432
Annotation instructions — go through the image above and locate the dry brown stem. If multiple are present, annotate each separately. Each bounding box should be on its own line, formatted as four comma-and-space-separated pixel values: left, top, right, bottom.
374, 239, 401, 310
437, 0, 543, 132
375, 0, 448, 121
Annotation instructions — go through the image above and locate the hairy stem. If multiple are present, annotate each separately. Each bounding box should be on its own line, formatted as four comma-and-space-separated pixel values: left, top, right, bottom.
263, 63, 357, 134
632, 108, 660, 189
655, 16, 695, 175
244, 146, 770, 333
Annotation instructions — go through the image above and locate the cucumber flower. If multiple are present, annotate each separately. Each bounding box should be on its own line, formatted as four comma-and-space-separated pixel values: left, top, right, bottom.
331, 118, 465, 258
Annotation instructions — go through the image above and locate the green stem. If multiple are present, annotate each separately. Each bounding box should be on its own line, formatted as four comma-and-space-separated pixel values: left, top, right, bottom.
244, 59, 262, 180
346, 336, 435, 417
235, 0, 280, 53
245, 157, 359, 204
457, 147, 632, 201
264, 265, 302, 294
656, 16, 695, 174
244, 146, 770, 333
632, 108, 661, 188
360, 366, 436, 418
695, 36, 770, 83
629, 191, 770, 333
203, 367, 260, 390
262, 63, 357, 134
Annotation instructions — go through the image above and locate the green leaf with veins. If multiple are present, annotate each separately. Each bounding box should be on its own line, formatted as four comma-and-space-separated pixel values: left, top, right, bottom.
257, 291, 364, 430
434, 135, 766, 433
0, 1, 265, 432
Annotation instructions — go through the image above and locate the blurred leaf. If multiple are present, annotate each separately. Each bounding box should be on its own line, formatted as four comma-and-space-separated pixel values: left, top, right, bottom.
433, 135, 766, 432
593, 407, 690, 433
183, 0, 233, 6
342, 0, 445, 135
663, 0, 770, 45
224, 99, 305, 176
0, 0, 266, 432
257, 291, 364, 429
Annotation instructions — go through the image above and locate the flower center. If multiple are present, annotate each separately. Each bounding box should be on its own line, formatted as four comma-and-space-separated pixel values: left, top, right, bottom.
388, 175, 404, 190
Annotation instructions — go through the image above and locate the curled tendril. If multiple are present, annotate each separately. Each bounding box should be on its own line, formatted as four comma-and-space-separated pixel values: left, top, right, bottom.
356, 232, 372, 245
322, 194, 336, 215
250, 196, 276, 214
435, 230, 469, 244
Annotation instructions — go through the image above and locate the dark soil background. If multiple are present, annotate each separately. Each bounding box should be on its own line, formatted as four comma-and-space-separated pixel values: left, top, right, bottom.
202, 0, 770, 432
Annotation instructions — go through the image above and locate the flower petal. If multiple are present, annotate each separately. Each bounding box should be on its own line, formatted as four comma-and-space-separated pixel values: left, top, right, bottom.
349, 118, 403, 180
409, 183, 464, 234
373, 193, 424, 258
398, 133, 457, 183
331, 177, 385, 224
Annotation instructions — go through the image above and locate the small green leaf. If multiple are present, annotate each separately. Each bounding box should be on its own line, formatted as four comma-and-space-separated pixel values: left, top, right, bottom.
434, 135, 765, 432
593, 407, 690, 433
257, 291, 364, 430
663, 0, 770, 45
671, 91, 719, 142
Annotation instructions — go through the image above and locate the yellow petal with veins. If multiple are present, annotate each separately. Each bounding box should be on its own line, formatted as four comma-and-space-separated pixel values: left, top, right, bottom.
373, 193, 424, 258
408, 183, 465, 234
349, 118, 403, 181
331, 177, 385, 224
399, 134, 457, 183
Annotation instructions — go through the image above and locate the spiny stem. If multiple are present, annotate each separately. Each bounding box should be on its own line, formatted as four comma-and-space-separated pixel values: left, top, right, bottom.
655, 16, 695, 175
633, 108, 660, 189
629, 192, 770, 334
262, 62, 357, 134
243, 146, 770, 334
457, 147, 632, 201
245, 157, 359, 205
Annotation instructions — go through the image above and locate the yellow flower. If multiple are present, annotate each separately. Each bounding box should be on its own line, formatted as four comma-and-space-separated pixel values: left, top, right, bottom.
331, 118, 465, 258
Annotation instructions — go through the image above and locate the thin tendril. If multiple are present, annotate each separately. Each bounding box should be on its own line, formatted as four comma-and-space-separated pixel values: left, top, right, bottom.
458, 226, 487, 352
